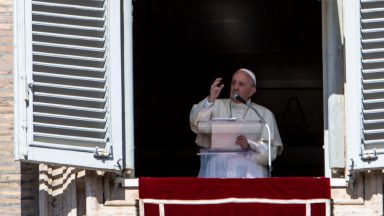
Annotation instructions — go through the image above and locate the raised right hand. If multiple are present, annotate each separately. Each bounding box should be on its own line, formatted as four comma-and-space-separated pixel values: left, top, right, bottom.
207, 78, 224, 103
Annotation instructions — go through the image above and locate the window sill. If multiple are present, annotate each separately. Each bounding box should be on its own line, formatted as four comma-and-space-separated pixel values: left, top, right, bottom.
330, 178, 347, 187
123, 178, 139, 188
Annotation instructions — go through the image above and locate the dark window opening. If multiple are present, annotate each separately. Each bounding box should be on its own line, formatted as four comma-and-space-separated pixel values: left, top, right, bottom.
133, 0, 323, 177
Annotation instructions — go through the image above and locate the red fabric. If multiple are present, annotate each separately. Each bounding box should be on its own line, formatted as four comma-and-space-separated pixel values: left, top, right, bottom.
139, 177, 330, 216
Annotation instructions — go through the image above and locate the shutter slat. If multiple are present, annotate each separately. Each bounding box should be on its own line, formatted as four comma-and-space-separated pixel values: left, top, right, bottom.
34, 112, 107, 123
33, 72, 106, 82
362, 17, 384, 23
34, 102, 107, 114
364, 108, 384, 113
34, 117, 106, 129
364, 98, 384, 103
33, 82, 106, 92
362, 28, 384, 33
362, 58, 384, 63
32, 13, 105, 28
363, 38, 384, 43
363, 119, 384, 134
34, 132, 106, 144
363, 78, 384, 83
33, 41, 105, 51
34, 62, 105, 72
34, 125, 107, 140
34, 102, 107, 113
363, 79, 384, 84
34, 92, 106, 103
364, 140, 384, 145
362, 48, 384, 53
361, 0, 384, 4
362, 8, 384, 13
33, 51, 106, 62
364, 128, 384, 134
364, 119, 384, 125
33, 32, 105, 42
363, 68, 384, 73
32, 11, 106, 22
32, 1, 105, 11
32, 21, 105, 31
363, 89, 384, 93
34, 122, 107, 133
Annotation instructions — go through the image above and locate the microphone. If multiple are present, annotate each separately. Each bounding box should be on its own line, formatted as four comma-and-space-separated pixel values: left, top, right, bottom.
233, 92, 248, 105
232, 93, 265, 124
232, 92, 273, 177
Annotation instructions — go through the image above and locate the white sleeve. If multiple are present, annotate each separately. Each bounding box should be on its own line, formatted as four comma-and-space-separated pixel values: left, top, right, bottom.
189, 97, 214, 133
248, 139, 278, 166
202, 98, 214, 108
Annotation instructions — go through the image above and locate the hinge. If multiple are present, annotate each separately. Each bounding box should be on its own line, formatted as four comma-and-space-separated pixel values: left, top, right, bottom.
94, 146, 111, 158
21, 120, 27, 129
361, 148, 378, 161
28, 81, 34, 89
25, 81, 34, 106
22, 75, 28, 102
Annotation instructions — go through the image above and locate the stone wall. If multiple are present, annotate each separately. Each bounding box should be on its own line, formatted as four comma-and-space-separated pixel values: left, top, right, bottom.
0, 1, 39, 215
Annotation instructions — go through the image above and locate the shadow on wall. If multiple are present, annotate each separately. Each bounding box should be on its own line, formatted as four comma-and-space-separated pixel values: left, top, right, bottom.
20, 162, 39, 216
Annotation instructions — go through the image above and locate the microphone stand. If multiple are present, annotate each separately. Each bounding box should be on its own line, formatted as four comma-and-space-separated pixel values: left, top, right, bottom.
234, 94, 272, 177
248, 105, 272, 177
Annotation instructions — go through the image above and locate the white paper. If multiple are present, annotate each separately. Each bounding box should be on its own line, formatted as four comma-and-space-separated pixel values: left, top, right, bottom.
211, 121, 243, 150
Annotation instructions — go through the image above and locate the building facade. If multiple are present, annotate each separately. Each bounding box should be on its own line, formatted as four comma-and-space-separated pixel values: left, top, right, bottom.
1, 0, 384, 215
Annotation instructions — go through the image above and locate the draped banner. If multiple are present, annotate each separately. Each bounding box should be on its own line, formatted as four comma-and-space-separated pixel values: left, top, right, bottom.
139, 177, 330, 216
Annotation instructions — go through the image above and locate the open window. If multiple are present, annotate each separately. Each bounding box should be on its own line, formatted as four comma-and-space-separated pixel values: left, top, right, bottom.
132, 0, 324, 177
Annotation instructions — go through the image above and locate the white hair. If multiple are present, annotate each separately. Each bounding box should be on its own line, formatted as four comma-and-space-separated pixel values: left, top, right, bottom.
239, 68, 256, 86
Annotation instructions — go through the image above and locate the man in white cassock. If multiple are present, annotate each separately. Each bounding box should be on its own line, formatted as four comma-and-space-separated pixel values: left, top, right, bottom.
190, 68, 283, 178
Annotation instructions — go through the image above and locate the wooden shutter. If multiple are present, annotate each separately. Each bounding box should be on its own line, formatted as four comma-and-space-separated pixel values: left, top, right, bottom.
349, 0, 384, 171
15, 0, 124, 171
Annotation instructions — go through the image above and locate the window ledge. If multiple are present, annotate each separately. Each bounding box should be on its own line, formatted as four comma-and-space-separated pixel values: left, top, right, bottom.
122, 178, 138, 188
330, 178, 347, 187
123, 178, 347, 188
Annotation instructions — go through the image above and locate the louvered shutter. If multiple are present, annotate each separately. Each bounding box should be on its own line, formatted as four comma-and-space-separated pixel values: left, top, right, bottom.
15, 0, 124, 171
348, 0, 384, 171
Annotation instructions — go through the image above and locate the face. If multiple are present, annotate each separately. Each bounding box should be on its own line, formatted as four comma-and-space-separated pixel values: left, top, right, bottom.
230, 70, 256, 103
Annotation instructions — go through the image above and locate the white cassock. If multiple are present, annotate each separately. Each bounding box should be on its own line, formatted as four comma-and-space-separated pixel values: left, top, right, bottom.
190, 98, 283, 178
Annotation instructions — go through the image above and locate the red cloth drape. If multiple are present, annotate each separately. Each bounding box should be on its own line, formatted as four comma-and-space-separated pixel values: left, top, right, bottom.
139, 177, 330, 216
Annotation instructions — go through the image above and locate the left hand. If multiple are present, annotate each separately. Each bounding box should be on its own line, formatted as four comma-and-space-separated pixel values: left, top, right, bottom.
236, 135, 250, 150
